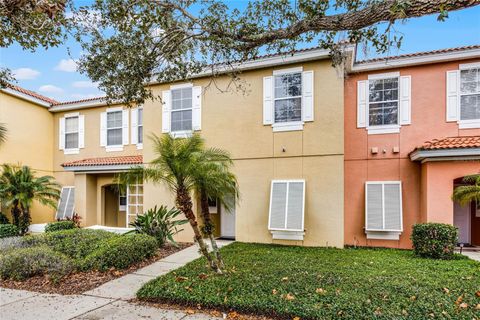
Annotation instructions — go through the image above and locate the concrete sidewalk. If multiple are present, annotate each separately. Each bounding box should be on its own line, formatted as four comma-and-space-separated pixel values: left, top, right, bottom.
0, 240, 233, 320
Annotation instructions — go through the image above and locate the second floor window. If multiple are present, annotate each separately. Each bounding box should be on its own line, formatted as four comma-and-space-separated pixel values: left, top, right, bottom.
138, 108, 143, 144
107, 111, 123, 146
368, 77, 399, 126
65, 116, 79, 149
171, 87, 192, 132
460, 68, 480, 120
274, 72, 302, 123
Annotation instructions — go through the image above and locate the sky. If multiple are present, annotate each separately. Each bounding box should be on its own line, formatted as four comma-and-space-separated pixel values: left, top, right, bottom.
0, 2, 479, 103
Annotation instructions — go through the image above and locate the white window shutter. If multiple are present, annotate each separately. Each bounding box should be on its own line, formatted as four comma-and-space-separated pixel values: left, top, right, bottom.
269, 182, 287, 229
263, 76, 273, 125
302, 71, 314, 122
399, 76, 411, 125
286, 181, 305, 230
78, 115, 85, 148
384, 183, 402, 231
162, 90, 171, 133
122, 109, 129, 145
365, 182, 402, 232
192, 86, 202, 131
357, 80, 368, 128
59, 117, 65, 150
100, 112, 107, 147
446, 70, 459, 122
131, 108, 138, 144
366, 183, 383, 230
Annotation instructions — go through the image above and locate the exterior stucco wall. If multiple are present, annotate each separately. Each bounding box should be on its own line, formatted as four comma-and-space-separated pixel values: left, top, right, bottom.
144, 59, 345, 247
0, 92, 55, 223
344, 58, 480, 248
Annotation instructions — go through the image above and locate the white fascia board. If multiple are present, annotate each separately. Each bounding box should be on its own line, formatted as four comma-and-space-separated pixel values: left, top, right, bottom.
352, 48, 480, 72
1, 88, 51, 107
62, 163, 143, 172
410, 148, 480, 162
49, 99, 110, 112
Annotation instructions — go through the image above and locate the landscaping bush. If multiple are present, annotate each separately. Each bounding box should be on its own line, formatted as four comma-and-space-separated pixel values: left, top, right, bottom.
82, 234, 157, 271
0, 212, 9, 224
0, 224, 18, 238
128, 205, 187, 247
411, 223, 458, 259
45, 220, 76, 233
0, 246, 73, 281
44, 228, 115, 259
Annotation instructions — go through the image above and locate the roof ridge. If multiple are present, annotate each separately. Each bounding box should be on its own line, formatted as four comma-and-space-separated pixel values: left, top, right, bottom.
4, 84, 59, 105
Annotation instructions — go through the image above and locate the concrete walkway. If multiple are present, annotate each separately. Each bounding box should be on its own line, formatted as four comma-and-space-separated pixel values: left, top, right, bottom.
0, 240, 233, 320
462, 250, 480, 261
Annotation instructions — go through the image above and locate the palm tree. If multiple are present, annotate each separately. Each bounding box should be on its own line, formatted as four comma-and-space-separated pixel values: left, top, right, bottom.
119, 134, 236, 274
452, 174, 480, 205
0, 123, 6, 145
192, 149, 239, 269
0, 164, 61, 234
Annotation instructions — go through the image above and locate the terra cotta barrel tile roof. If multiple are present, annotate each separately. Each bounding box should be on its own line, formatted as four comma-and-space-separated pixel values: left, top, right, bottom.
416, 136, 480, 151
62, 155, 143, 167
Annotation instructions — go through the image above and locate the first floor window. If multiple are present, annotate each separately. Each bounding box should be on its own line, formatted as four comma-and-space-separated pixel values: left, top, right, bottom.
368, 77, 399, 126
65, 116, 79, 149
365, 181, 402, 232
460, 68, 480, 120
171, 87, 192, 132
107, 111, 123, 146
274, 72, 302, 123
138, 108, 143, 144
268, 180, 305, 232
127, 183, 143, 225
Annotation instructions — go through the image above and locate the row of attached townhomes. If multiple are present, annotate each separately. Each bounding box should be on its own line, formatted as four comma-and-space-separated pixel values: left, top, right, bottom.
1, 44, 480, 248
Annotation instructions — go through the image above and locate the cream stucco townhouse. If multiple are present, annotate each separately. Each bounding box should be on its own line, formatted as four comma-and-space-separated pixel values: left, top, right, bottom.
0, 47, 350, 246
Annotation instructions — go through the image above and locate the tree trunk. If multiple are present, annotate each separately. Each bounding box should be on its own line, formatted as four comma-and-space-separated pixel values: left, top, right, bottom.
199, 189, 225, 269
19, 203, 31, 235
176, 186, 222, 274
11, 199, 20, 229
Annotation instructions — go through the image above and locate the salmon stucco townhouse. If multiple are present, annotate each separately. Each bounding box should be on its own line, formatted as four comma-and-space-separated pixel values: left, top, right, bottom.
2, 44, 480, 249
1, 46, 349, 247
345, 45, 480, 248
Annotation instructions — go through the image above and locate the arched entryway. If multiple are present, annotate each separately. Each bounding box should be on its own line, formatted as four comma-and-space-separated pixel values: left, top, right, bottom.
453, 177, 480, 246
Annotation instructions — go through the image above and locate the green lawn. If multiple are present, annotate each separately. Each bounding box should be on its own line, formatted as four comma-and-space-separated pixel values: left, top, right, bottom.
138, 242, 480, 319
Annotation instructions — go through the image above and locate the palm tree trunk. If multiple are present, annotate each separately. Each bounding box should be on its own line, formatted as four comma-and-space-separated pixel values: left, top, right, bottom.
176, 187, 222, 274
19, 203, 31, 235
11, 199, 20, 229
199, 189, 225, 269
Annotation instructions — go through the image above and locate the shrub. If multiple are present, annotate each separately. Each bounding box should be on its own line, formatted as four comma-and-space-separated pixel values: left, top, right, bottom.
45, 220, 76, 233
44, 228, 115, 259
0, 246, 73, 281
82, 234, 157, 271
128, 205, 187, 247
0, 224, 18, 238
411, 223, 458, 259
0, 212, 9, 224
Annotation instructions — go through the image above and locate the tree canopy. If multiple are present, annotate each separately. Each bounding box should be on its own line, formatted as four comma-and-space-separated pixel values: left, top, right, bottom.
1, 0, 479, 102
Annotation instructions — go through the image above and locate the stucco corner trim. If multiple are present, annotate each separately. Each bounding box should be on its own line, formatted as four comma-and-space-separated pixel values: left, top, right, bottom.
366, 231, 401, 240
271, 230, 305, 241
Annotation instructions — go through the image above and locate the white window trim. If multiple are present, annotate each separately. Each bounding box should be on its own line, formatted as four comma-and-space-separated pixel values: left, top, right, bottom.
268, 179, 306, 240
126, 183, 143, 225
365, 181, 403, 240
105, 108, 124, 151
272, 67, 304, 132
64, 113, 80, 154
366, 73, 401, 134
457, 66, 480, 128
170, 84, 194, 135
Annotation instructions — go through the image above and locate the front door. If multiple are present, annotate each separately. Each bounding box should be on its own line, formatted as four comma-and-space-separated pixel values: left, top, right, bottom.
221, 196, 236, 239
454, 202, 471, 244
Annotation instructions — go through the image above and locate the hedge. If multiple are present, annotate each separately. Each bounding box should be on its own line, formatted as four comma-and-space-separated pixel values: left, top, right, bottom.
0, 224, 19, 238
411, 223, 458, 259
45, 220, 76, 233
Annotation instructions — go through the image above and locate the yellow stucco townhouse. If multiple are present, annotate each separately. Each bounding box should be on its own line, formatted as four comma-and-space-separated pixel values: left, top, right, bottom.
0, 47, 349, 247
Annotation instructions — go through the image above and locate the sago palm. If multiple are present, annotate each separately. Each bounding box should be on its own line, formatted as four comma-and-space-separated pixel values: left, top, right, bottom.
119, 133, 234, 273
452, 174, 480, 206
0, 164, 61, 234
0, 123, 6, 145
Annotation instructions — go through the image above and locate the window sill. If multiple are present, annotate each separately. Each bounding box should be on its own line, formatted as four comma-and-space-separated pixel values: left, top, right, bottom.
270, 230, 305, 241
105, 145, 124, 152
367, 125, 400, 135
365, 230, 402, 240
272, 121, 304, 132
63, 148, 79, 155
136, 143, 143, 150
169, 131, 193, 139
458, 120, 480, 129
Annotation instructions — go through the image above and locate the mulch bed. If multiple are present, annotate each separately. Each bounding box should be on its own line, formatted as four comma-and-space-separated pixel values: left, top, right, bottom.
0, 243, 192, 295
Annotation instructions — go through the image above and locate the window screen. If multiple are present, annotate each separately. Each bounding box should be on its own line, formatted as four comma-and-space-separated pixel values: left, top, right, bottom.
65, 116, 79, 149
274, 73, 302, 123
107, 111, 123, 146
460, 68, 480, 120
171, 87, 193, 132
368, 77, 399, 126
